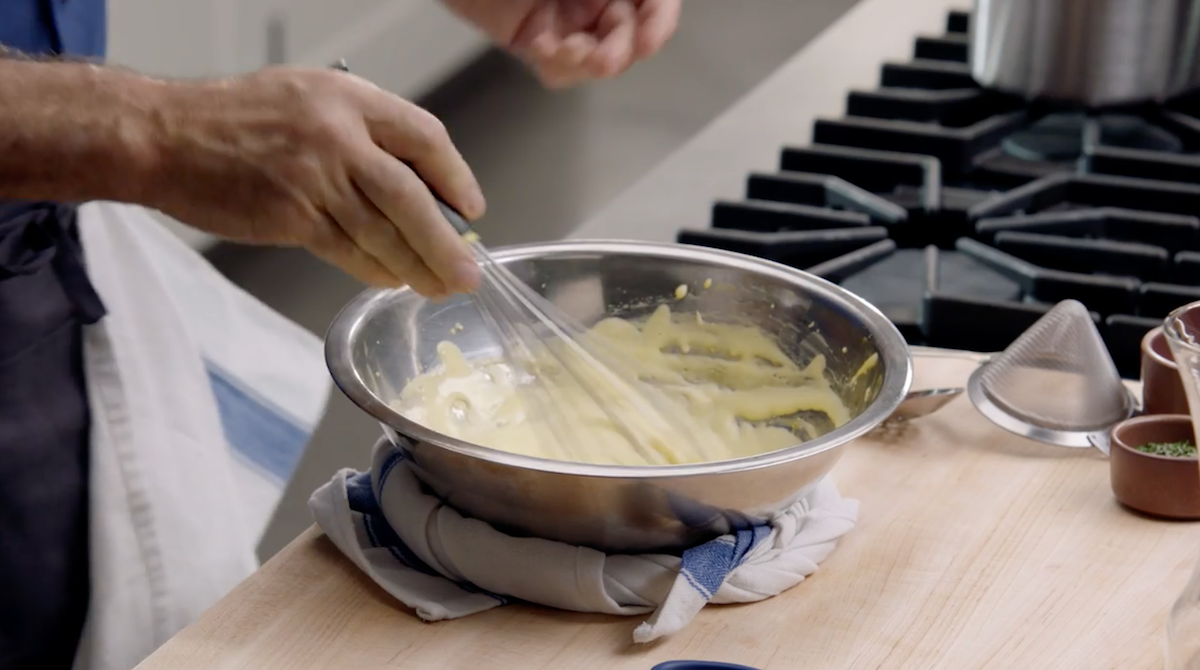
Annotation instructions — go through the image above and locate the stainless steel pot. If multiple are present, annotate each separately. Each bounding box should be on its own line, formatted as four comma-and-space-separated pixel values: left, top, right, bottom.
325, 241, 911, 553
970, 0, 1200, 107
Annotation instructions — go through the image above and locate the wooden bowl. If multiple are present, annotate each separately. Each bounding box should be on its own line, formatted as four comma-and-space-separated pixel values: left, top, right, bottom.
1109, 414, 1200, 520
1141, 326, 1189, 415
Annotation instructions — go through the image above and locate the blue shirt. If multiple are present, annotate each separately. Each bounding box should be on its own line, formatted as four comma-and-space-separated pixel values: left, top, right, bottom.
0, 0, 106, 58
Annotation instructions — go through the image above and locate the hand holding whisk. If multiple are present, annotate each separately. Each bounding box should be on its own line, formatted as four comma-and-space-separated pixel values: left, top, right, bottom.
330, 60, 724, 466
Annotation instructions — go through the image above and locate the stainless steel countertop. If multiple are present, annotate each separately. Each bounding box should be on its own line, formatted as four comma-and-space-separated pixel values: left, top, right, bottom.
570, 0, 968, 242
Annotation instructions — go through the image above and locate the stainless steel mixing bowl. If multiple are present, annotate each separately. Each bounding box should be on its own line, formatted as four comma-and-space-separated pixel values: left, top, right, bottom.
326, 240, 911, 553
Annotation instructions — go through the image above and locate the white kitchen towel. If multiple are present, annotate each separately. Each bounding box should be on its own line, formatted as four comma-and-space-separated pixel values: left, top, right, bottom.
310, 437, 859, 643
75, 202, 331, 670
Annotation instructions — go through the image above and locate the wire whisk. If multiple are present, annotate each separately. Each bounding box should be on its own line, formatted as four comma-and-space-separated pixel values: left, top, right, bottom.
434, 200, 725, 466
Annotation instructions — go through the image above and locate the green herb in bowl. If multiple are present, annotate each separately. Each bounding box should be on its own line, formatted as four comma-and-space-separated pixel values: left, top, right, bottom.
1136, 440, 1198, 458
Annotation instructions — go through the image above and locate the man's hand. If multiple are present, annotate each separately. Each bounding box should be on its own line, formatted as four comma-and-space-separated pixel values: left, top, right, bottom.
146, 67, 484, 296
442, 0, 682, 89
0, 60, 483, 297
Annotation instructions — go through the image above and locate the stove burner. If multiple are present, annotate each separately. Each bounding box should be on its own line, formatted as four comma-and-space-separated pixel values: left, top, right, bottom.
1002, 113, 1184, 162
1097, 115, 1184, 153
675, 9, 1200, 378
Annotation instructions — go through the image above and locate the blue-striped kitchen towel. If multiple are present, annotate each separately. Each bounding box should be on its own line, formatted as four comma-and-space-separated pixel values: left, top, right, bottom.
310, 438, 859, 642
77, 201, 332, 670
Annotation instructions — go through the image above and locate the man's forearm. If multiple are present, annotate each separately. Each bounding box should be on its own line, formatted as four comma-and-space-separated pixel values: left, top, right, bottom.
0, 57, 166, 205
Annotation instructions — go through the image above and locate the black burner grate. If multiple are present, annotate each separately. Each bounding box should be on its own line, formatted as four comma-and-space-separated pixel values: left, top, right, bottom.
677, 10, 1200, 378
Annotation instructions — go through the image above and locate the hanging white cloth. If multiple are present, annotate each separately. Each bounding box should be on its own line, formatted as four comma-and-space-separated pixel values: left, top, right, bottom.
72, 202, 331, 670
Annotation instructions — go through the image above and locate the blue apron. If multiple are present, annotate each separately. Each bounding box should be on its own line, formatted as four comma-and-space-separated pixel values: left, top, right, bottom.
0, 2, 108, 668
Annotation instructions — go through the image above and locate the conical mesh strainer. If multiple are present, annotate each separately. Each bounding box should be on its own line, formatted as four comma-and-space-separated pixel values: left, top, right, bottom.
966, 299, 1135, 449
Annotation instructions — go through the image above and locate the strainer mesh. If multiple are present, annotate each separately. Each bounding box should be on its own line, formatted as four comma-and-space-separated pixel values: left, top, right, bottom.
977, 299, 1129, 432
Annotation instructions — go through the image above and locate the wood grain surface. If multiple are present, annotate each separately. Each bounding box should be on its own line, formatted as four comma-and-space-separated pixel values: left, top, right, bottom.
135, 350, 1200, 669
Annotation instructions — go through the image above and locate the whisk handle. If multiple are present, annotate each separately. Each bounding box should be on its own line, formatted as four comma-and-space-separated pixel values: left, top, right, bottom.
432, 198, 474, 237
329, 59, 474, 238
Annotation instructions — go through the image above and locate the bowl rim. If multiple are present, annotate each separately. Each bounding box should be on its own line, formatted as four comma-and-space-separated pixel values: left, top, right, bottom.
1142, 325, 1178, 371
1110, 413, 1199, 461
325, 239, 914, 479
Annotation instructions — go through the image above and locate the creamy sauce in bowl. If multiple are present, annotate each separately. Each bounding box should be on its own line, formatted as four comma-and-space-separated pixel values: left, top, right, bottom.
394, 305, 856, 466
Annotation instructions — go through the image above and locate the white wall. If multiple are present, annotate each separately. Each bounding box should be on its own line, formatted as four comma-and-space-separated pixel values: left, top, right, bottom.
106, 0, 487, 83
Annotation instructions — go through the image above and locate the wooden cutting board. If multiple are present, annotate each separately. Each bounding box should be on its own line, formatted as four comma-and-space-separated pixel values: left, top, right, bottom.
136, 350, 1200, 670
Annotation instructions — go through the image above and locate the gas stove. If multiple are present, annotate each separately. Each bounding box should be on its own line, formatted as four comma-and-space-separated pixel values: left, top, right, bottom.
675, 10, 1200, 378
